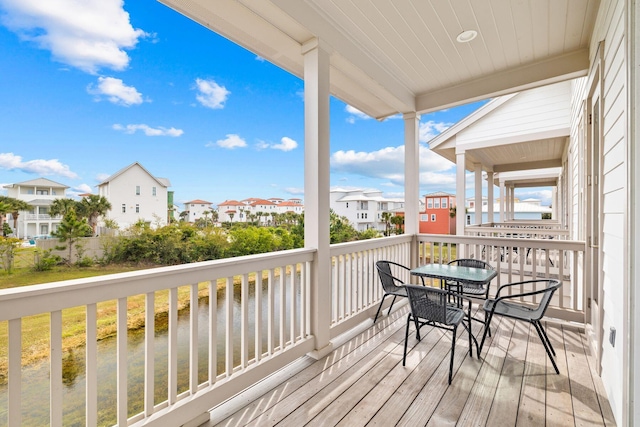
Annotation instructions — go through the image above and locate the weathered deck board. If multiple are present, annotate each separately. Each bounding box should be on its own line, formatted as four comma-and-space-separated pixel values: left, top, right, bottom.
205, 305, 615, 427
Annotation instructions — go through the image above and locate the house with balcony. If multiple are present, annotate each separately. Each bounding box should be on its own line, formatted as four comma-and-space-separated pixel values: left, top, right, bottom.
3, 177, 69, 238
183, 199, 213, 223
3, 1, 639, 426
331, 187, 405, 232
420, 192, 456, 235
97, 162, 171, 229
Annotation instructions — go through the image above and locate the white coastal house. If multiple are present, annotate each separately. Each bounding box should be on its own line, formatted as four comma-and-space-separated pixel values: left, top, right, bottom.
183, 199, 213, 223
97, 162, 171, 229
3, 178, 69, 238
330, 187, 404, 232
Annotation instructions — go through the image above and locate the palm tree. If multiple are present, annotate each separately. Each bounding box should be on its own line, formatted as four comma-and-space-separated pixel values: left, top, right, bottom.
0, 196, 32, 233
77, 195, 112, 236
210, 209, 219, 225
50, 198, 79, 217
381, 211, 392, 236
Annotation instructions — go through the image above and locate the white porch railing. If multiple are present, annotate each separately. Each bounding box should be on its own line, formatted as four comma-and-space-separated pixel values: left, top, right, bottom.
466, 221, 570, 240
416, 233, 586, 322
0, 234, 586, 426
24, 214, 60, 220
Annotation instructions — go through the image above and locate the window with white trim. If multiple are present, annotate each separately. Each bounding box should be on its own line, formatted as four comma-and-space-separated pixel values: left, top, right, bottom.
431, 214, 436, 222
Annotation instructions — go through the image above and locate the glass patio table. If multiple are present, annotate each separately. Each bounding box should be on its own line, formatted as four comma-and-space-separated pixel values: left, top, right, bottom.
410, 263, 497, 357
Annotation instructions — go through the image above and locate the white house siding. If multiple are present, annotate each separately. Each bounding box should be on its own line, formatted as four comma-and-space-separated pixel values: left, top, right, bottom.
455, 81, 571, 145
571, 0, 628, 422
99, 164, 169, 229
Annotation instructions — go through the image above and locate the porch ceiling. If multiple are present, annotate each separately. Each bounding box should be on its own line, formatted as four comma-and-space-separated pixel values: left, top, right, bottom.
159, 0, 599, 119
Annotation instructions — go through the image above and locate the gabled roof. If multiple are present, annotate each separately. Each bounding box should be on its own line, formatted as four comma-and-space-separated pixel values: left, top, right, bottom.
218, 200, 244, 206
424, 192, 455, 198
97, 162, 171, 188
186, 199, 212, 205
4, 177, 69, 189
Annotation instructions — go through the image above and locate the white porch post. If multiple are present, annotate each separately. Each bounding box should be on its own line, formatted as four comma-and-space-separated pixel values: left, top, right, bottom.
474, 163, 482, 225
404, 112, 420, 240
487, 171, 494, 224
552, 187, 558, 220
456, 151, 466, 236
302, 38, 333, 359
500, 180, 505, 223
509, 186, 515, 220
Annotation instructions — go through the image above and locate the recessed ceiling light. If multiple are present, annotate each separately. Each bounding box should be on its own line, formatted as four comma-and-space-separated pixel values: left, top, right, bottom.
456, 30, 478, 43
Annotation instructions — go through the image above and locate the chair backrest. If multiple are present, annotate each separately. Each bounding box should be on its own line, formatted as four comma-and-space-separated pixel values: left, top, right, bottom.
405, 284, 448, 324
530, 279, 562, 320
448, 258, 494, 271
375, 260, 406, 294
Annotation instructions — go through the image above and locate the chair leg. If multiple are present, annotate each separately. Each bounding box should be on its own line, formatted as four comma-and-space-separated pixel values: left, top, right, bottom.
479, 311, 495, 355
532, 321, 559, 374
387, 295, 398, 317
403, 314, 411, 366
374, 294, 387, 322
534, 320, 556, 356
449, 326, 457, 384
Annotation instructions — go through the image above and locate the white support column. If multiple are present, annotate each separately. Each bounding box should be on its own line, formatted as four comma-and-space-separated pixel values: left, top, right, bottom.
500, 180, 505, 223
302, 38, 333, 359
487, 171, 494, 224
456, 152, 466, 236
404, 112, 420, 239
474, 164, 483, 225
552, 187, 558, 220
509, 186, 515, 220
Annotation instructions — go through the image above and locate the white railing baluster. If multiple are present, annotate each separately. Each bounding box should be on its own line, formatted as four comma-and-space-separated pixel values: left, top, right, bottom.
241, 273, 249, 368
168, 288, 178, 404
267, 269, 274, 355
144, 292, 155, 417
225, 277, 233, 375
117, 297, 128, 426
255, 270, 263, 363
86, 303, 97, 427
209, 280, 217, 385
190, 283, 198, 394
289, 265, 296, 343
279, 267, 285, 351
50, 310, 63, 427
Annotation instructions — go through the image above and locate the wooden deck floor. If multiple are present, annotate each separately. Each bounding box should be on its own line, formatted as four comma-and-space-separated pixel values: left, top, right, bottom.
204, 305, 616, 427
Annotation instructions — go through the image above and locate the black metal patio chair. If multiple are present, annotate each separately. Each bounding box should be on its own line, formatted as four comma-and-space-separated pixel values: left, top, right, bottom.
402, 284, 467, 384
479, 279, 562, 374
374, 260, 411, 322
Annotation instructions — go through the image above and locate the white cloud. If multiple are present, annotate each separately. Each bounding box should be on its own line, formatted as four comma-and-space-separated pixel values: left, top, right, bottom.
259, 136, 298, 152
345, 105, 371, 123
112, 123, 183, 136
0, 152, 78, 178
209, 134, 247, 149
195, 78, 230, 109
0, 0, 147, 74
88, 77, 143, 106
419, 120, 452, 143
75, 183, 93, 193
331, 145, 455, 188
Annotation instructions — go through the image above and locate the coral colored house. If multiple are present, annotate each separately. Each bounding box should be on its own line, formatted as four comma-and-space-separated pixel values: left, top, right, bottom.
419, 192, 456, 235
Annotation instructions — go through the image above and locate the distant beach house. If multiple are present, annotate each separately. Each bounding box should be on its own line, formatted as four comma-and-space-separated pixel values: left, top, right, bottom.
97, 162, 171, 229
420, 192, 456, 235
330, 187, 405, 233
184, 199, 213, 223
3, 177, 69, 238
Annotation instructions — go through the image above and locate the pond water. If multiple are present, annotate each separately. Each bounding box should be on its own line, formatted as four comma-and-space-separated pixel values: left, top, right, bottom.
0, 275, 300, 427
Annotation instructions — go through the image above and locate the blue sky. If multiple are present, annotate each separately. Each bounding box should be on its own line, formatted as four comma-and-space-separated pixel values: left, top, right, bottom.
0, 0, 552, 208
